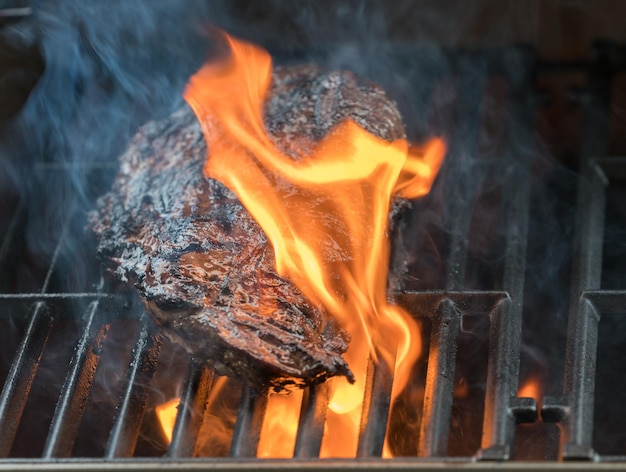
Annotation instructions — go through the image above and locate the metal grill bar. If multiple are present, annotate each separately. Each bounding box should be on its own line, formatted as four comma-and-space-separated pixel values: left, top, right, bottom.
541, 41, 612, 461
42, 300, 109, 458
4, 458, 626, 471
167, 360, 214, 458
396, 291, 508, 315
293, 383, 330, 458
357, 356, 395, 457
0, 294, 115, 302
583, 290, 626, 313
229, 386, 267, 458
105, 314, 163, 458
0, 302, 52, 457
479, 47, 537, 461
417, 55, 486, 458
418, 298, 461, 457
0, 214, 69, 457
444, 56, 487, 291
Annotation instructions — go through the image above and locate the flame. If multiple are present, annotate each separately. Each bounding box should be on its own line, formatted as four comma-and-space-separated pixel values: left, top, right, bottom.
156, 376, 237, 455
518, 376, 542, 403
156, 397, 180, 443
320, 372, 367, 457
258, 390, 304, 458
184, 32, 445, 457
197, 376, 240, 456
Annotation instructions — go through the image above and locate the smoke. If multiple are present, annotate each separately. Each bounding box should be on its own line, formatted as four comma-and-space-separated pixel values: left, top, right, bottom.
0, 0, 584, 285
1, 0, 623, 458
2, 0, 212, 172
0, 0, 214, 288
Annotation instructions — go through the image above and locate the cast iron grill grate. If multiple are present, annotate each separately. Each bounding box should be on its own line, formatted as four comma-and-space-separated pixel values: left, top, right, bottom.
1, 42, 626, 468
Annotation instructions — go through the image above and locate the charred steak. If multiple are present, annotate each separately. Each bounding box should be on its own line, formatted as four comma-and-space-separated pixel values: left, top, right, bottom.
90, 64, 407, 390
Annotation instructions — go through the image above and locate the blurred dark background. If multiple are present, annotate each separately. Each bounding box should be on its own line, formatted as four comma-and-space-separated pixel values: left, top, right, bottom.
5, 0, 626, 122
3, 0, 626, 170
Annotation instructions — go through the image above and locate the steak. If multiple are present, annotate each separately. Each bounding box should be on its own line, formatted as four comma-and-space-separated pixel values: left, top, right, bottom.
90, 64, 408, 390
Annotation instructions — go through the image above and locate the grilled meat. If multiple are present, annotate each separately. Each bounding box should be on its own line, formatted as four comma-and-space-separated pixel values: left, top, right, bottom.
90, 64, 407, 390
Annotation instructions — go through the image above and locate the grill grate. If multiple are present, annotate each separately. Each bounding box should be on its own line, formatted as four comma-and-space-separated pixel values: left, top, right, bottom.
2, 42, 626, 468
541, 43, 626, 461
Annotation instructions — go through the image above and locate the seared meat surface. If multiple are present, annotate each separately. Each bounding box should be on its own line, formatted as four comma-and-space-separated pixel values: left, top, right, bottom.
90, 64, 406, 389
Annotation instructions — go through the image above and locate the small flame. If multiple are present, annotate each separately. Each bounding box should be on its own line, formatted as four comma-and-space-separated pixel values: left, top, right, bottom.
518, 376, 542, 403
156, 397, 180, 443
156, 376, 236, 453
184, 32, 445, 457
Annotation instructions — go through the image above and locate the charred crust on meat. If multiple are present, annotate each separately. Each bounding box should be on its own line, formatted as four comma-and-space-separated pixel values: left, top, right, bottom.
89, 63, 408, 390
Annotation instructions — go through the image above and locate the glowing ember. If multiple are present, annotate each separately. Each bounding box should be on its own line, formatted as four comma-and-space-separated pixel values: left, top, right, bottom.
183, 32, 446, 457
156, 397, 180, 443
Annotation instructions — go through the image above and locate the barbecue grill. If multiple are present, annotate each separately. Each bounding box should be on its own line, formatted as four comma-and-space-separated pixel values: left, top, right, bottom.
3, 1, 626, 470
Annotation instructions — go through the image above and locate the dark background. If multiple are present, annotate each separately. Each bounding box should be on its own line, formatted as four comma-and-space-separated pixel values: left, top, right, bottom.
4, 0, 626, 126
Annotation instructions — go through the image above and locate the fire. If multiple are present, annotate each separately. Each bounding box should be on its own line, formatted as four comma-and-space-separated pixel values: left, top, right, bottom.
258, 390, 304, 458
518, 376, 542, 404
183, 32, 445, 457
156, 397, 180, 443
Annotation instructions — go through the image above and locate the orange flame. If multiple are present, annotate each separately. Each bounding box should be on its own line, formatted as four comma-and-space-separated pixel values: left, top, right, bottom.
518, 376, 542, 403
156, 397, 180, 443
184, 32, 445, 457
156, 377, 236, 454
258, 390, 304, 458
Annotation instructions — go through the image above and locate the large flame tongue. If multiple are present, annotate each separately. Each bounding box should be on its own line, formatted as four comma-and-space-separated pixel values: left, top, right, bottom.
184, 33, 445, 458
